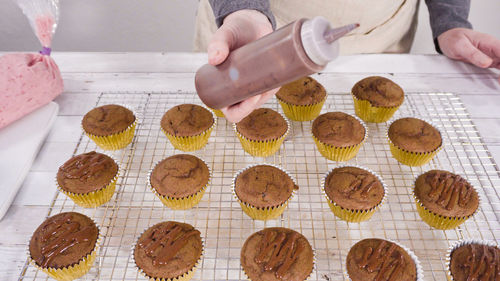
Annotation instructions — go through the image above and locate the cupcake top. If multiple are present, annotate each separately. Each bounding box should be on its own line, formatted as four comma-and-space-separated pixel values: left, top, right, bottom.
351, 76, 404, 107
324, 166, 384, 210
241, 227, 314, 281
236, 108, 288, 141
312, 112, 365, 147
388, 117, 442, 153
234, 165, 298, 208
450, 243, 499, 281
415, 170, 479, 217
82, 104, 135, 136
150, 154, 209, 198
346, 238, 417, 281
160, 104, 214, 137
29, 212, 99, 269
57, 151, 118, 194
276, 76, 326, 106
134, 221, 202, 279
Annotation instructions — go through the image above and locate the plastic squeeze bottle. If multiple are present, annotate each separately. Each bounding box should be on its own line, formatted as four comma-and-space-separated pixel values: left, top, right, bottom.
195, 17, 358, 109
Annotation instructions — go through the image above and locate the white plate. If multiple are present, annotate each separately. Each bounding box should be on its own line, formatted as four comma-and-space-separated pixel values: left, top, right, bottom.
0, 102, 59, 220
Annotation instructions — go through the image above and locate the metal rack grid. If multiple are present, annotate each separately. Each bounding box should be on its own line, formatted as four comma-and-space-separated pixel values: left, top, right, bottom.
19, 92, 500, 281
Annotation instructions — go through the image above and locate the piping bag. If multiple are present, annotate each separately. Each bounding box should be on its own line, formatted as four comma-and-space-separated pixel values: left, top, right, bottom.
195, 17, 358, 109
0, 0, 64, 129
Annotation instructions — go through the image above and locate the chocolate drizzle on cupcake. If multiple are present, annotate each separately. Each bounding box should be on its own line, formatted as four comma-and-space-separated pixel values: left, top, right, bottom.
255, 230, 304, 279
450, 243, 500, 281
425, 171, 474, 210
138, 221, 200, 266
358, 240, 406, 281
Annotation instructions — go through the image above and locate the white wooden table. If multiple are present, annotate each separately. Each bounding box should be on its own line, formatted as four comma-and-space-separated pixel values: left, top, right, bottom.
1, 53, 500, 280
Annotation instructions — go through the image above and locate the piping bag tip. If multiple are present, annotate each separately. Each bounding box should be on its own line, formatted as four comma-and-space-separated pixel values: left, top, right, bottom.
324, 23, 360, 44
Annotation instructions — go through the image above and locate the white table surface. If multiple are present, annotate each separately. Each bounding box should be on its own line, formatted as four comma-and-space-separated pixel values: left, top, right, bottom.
1, 52, 500, 280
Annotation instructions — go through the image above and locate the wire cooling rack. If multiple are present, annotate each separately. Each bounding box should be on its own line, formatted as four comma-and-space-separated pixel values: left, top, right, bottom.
19, 92, 500, 281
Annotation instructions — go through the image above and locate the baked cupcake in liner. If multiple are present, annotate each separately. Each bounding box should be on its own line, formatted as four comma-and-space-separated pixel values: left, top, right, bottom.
344, 238, 424, 281
351, 76, 404, 123
232, 164, 297, 220
312, 113, 367, 162
387, 117, 443, 167
56, 152, 119, 208
209, 107, 225, 118
276, 76, 327, 122
233, 112, 290, 157
148, 155, 210, 210
132, 222, 203, 281
82, 104, 138, 150
28, 213, 102, 281
161, 108, 216, 152
240, 227, 315, 281
445, 239, 499, 281
413, 171, 479, 230
322, 165, 387, 223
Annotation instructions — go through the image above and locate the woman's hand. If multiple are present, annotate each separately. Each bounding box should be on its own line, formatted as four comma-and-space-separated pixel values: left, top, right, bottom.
438, 28, 500, 82
207, 9, 276, 123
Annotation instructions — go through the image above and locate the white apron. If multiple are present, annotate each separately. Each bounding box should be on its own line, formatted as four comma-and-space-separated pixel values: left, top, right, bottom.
193, 0, 419, 54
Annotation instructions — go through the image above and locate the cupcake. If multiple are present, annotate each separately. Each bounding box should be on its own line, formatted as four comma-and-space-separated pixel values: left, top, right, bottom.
351, 76, 404, 123
414, 170, 479, 230
209, 107, 225, 118
323, 166, 386, 222
312, 112, 366, 161
29, 212, 100, 281
241, 227, 314, 281
233, 164, 298, 220
234, 108, 289, 157
82, 104, 137, 150
346, 238, 423, 281
134, 221, 203, 281
160, 104, 215, 151
446, 240, 499, 281
57, 151, 119, 208
149, 154, 210, 210
276, 76, 326, 121
388, 117, 442, 166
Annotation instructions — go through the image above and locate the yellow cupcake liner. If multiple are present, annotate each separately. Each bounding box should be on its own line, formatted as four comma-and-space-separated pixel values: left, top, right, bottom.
322, 165, 387, 223
148, 156, 210, 210
351, 93, 401, 123
85, 119, 137, 151
387, 118, 442, 167
445, 239, 499, 281
312, 114, 367, 161
133, 226, 203, 281
57, 171, 118, 208
277, 96, 326, 121
209, 107, 225, 118
232, 164, 296, 221
29, 220, 101, 281
162, 112, 216, 152
345, 238, 424, 281
233, 114, 290, 157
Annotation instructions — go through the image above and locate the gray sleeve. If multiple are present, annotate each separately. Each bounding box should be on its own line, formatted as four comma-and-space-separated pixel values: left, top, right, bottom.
208, 0, 276, 30
425, 0, 472, 52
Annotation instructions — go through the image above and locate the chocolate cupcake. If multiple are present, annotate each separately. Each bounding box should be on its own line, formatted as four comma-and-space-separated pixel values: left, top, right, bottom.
241, 227, 314, 281
312, 112, 367, 161
323, 166, 386, 222
388, 117, 442, 166
346, 238, 423, 281
149, 154, 210, 210
276, 76, 327, 121
29, 212, 100, 281
234, 108, 289, 157
414, 170, 479, 230
233, 164, 298, 220
134, 221, 203, 281
57, 151, 119, 208
82, 104, 137, 150
447, 240, 499, 281
351, 76, 404, 123
161, 104, 215, 151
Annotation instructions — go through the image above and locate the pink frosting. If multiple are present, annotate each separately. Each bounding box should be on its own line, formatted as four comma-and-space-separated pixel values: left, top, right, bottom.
0, 53, 64, 129
35, 15, 54, 47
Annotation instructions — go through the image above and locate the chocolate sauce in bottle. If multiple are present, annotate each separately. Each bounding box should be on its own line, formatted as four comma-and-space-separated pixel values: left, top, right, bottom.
195, 17, 358, 109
